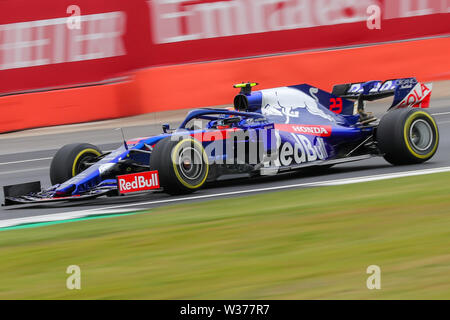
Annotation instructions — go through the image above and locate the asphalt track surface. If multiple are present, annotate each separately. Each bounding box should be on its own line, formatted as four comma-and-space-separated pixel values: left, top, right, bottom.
0, 98, 449, 223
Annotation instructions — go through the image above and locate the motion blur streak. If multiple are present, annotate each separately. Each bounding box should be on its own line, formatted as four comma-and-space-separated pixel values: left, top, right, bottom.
2, 166, 450, 229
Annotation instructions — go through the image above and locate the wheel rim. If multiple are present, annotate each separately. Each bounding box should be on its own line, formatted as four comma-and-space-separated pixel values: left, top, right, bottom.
177, 147, 204, 181
75, 153, 98, 175
409, 119, 433, 152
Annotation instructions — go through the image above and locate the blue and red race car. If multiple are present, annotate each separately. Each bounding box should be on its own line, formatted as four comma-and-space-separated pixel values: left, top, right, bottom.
3, 77, 439, 205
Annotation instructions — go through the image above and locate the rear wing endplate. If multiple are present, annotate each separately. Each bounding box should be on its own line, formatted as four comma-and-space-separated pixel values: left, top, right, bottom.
332, 78, 432, 110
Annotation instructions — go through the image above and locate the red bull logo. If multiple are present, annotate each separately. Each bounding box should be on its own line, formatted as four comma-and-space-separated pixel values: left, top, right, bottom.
117, 171, 160, 194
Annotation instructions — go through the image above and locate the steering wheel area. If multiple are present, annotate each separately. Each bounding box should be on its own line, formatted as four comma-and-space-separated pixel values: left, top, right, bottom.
178, 109, 267, 132
207, 116, 242, 130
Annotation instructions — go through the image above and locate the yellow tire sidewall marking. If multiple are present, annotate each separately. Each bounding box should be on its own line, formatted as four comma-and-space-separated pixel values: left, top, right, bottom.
171, 138, 209, 189
403, 111, 439, 159
72, 148, 101, 177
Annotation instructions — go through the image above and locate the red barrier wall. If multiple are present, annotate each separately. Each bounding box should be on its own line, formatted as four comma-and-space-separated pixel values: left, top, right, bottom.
135, 37, 450, 112
0, 0, 449, 133
1, 37, 448, 133
147, 0, 450, 66
0, 0, 151, 94
0, 79, 141, 133
1, 0, 449, 95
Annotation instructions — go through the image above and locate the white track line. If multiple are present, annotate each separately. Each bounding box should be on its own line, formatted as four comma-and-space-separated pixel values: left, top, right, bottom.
0, 167, 48, 175
432, 112, 450, 116
0, 157, 52, 166
1, 166, 450, 229
0, 150, 113, 166
0, 209, 136, 229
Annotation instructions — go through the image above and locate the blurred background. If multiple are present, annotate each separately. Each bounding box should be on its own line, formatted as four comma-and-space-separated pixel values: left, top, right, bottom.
0, 0, 450, 300
0, 0, 448, 133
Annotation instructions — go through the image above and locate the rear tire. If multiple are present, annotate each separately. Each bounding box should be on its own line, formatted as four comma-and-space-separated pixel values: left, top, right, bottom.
150, 136, 209, 195
50, 143, 102, 185
376, 108, 439, 165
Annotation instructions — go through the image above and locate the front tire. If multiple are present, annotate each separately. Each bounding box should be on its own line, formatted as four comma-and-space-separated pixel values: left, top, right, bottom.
50, 143, 102, 185
376, 108, 439, 165
150, 136, 209, 195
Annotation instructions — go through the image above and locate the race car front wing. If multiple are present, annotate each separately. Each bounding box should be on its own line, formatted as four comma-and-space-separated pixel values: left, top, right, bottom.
2, 170, 162, 206
2, 181, 117, 206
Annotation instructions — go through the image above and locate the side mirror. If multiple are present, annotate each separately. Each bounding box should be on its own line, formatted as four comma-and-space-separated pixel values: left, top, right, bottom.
162, 123, 170, 133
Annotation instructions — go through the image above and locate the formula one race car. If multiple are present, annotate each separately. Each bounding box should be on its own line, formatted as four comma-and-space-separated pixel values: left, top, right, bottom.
3, 77, 439, 205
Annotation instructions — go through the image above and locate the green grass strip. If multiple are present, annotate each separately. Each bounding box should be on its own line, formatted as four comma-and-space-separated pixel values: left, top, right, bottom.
0, 172, 449, 299
0, 212, 141, 231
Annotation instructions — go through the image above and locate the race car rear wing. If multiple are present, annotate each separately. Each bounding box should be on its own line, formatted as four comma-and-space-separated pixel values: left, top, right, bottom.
332, 78, 433, 110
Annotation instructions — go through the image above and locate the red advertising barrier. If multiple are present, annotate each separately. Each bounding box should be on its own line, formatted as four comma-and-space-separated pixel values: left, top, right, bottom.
1, 37, 448, 133
0, 0, 151, 94
1, 0, 449, 95
147, 0, 450, 65
0, 79, 141, 133
134, 37, 450, 112
0, 0, 449, 133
